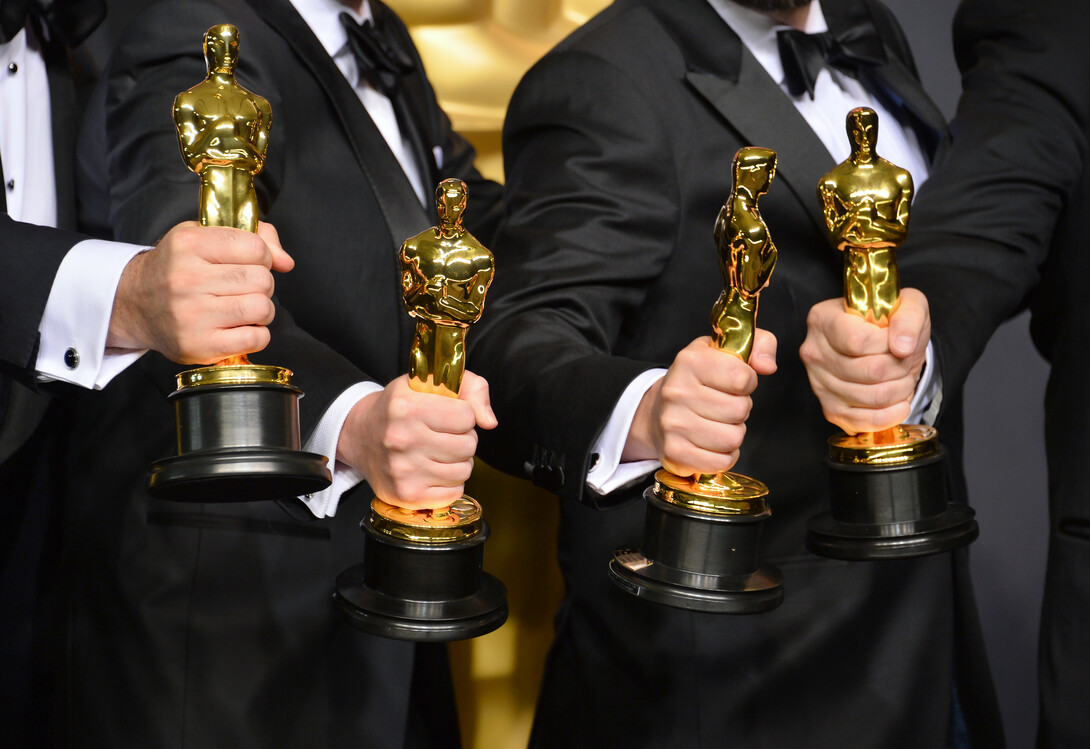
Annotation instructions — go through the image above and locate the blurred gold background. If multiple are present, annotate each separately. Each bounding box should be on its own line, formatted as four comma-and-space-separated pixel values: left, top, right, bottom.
387, 1, 609, 746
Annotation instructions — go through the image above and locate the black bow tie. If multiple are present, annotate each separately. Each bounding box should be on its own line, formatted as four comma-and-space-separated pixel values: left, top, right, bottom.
776, 22, 886, 100
0, 0, 105, 48
339, 6, 415, 99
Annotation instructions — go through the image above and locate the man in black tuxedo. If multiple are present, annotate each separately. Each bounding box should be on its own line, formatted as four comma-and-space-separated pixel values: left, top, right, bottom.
804, 0, 1090, 744
57, 0, 502, 746
472, 0, 1001, 746
0, 5, 295, 745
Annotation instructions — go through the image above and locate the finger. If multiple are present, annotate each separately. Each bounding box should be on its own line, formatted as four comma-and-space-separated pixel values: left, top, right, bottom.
409, 394, 478, 435
889, 288, 930, 359
191, 226, 274, 267
749, 328, 778, 375
210, 293, 276, 329
459, 371, 498, 429
697, 351, 758, 396
199, 264, 276, 298
811, 373, 917, 411
661, 446, 740, 478
196, 325, 272, 364
677, 388, 752, 427
823, 401, 911, 435
257, 221, 295, 273
665, 418, 747, 457
813, 302, 889, 357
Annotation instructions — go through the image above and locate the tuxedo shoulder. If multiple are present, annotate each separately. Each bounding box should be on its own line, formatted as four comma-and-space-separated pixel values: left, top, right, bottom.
118, 0, 263, 50
546, 0, 679, 68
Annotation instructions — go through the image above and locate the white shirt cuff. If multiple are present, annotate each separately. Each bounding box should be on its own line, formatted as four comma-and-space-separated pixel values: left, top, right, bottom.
300, 380, 383, 518
35, 239, 148, 388
586, 368, 667, 495
908, 339, 941, 426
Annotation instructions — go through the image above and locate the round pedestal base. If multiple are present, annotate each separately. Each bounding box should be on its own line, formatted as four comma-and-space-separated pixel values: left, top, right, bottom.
806, 503, 979, 560
609, 476, 783, 614
148, 447, 330, 502
334, 510, 508, 642
807, 446, 978, 560
608, 549, 783, 613
334, 565, 507, 641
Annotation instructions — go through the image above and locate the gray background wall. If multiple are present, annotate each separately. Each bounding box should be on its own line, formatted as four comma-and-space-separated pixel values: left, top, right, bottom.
884, 1, 1051, 746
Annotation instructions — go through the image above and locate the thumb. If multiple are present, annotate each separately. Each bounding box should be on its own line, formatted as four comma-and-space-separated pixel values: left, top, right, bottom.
889, 288, 929, 359
257, 221, 295, 273
459, 371, 498, 430
748, 328, 778, 375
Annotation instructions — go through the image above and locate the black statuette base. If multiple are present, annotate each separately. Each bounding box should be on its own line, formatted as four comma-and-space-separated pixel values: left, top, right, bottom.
806, 449, 979, 560
334, 517, 508, 642
608, 487, 783, 614
148, 447, 330, 503
148, 382, 331, 503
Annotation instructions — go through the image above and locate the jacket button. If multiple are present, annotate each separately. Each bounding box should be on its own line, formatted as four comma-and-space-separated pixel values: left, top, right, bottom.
64, 348, 80, 369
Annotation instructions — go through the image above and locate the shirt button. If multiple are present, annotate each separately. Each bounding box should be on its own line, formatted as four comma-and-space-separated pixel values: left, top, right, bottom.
7, 62, 17, 74
6, 179, 13, 191
64, 348, 80, 370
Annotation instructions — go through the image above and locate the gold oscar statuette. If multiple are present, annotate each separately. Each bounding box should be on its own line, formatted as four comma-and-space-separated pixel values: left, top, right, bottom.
806, 107, 977, 559
335, 179, 507, 641
609, 147, 784, 614
147, 24, 331, 502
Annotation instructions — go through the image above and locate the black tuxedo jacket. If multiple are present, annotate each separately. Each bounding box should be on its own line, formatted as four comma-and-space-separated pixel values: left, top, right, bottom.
51, 0, 500, 746
898, 0, 1090, 745
0, 34, 97, 748
473, 0, 1000, 746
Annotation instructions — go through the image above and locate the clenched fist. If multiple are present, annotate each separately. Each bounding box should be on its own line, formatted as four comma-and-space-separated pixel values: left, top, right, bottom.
623, 330, 777, 477
107, 221, 293, 363
800, 287, 929, 434
338, 371, 498, 509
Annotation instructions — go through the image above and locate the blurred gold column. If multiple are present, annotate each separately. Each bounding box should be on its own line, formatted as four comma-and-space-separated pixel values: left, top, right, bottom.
387, 2, 608, 747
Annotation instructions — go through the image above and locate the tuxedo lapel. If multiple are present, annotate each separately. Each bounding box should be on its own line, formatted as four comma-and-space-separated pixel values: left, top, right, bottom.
657, 0, 833, 235
246, 0, 431, 247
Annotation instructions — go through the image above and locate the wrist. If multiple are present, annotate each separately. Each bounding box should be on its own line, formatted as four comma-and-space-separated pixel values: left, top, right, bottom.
621, 379, 660, 462
105, 249, 152, 350
337, 390, 380, 473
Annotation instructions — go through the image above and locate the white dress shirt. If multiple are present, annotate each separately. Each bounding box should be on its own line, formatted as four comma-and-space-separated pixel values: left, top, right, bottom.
587, 0, 941, 494
290, 0, 431, 517
0, 27, 146, 389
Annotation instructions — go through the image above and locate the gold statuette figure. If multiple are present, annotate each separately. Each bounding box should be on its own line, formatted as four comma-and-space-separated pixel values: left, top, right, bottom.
608, 147, 783, 614
147, 24, 330, 502
336, 179, 507, 641
370, 178, 495, 539
656, 147, 778, 514
818, 107, 937, 464
174, 23, 273, 376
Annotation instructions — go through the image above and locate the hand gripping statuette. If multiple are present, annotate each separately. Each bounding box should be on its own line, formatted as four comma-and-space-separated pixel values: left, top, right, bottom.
147, 24, 331, 502
806, 107, 977, 559
335, 179, 508, 641
609, 147, 784, 614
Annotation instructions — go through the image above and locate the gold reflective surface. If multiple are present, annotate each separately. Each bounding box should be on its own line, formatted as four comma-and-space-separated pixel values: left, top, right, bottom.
659, 147, 778, 514
176, 364, 293, 389
173, 24, 286, 384
819, 108, 934, 464
828, 424, 939, 465
655, 469, 769, 515
371, 497, 484, 543
818, 107, 912, 327
710, 147, 779, 363
373, 180, 494, 531
400, 179, 495, 396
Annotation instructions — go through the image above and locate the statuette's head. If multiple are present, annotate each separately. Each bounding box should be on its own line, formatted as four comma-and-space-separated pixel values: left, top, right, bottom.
733, 146, 777, 197
847, 107, 878, 158
204, 24, 240, 75
436, 179, 468, 229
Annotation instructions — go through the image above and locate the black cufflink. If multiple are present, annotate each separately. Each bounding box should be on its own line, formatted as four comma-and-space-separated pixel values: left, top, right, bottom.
64, 348, 79, 369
